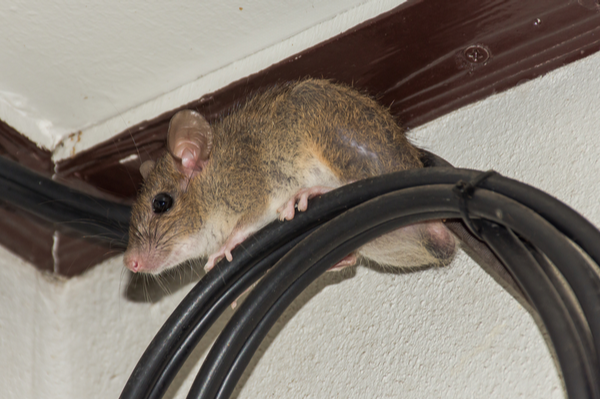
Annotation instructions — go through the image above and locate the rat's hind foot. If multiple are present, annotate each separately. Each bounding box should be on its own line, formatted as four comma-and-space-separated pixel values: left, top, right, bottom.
277, 186, 334, 221
328, 252, 358, 271
204, 230, 249, 272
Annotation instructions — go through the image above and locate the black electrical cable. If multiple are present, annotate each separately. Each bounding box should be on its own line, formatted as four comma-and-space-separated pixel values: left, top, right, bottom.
215, 216, 595, 399
0, 156, 130, 244
223, 185, 600, 398
2, 152, 598, 396
528, 243, 595, 362
477, 220, 596, 398
191, 185, 599, 398
216, 213, 450, 399
121, 166, 600, 399
124, 168, 471, 398
123, 165, 484, 398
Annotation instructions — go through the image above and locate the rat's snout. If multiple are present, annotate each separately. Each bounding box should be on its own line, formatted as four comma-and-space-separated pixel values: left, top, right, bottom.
123, 250, 156, 273
123, 246, 169, 274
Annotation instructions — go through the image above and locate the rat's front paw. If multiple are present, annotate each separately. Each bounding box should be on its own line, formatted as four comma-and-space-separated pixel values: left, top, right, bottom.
204, 229, 250, 272
277, 186, 334, 221
204, 246, 227, 272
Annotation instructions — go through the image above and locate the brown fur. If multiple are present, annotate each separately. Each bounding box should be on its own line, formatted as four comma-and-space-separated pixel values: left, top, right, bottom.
125, 79, 455, 274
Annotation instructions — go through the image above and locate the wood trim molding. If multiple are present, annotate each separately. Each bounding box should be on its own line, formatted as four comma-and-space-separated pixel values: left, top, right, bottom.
2, 0, 600, 275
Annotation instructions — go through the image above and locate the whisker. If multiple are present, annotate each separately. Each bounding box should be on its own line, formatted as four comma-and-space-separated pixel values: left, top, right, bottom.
154, 273, 170, 296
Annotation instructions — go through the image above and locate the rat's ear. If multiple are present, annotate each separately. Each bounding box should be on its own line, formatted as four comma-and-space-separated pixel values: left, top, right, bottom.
167, 110, 213, 178
139, 160, 156, 180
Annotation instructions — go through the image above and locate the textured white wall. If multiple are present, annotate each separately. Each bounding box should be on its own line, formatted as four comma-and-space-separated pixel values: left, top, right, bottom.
0, 248, 38, 398
4, 48, 599, 398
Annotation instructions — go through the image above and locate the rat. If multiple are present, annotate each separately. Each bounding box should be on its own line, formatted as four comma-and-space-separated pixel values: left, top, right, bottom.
123, 79, 457, 275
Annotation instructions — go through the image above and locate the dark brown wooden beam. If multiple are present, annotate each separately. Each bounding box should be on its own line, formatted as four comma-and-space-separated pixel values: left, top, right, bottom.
2, 0, 599, 275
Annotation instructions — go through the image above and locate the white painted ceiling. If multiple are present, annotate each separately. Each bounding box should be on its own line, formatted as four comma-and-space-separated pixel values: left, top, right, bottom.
0, 0, 404, 161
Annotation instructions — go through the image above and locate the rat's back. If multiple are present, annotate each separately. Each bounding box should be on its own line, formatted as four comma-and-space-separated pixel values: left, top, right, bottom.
212, 79, 455, 269
213, 79, 423, 193
282, 79, 423, 181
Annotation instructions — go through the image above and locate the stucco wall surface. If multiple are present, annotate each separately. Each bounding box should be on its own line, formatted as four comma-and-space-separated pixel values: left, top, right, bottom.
2, 24, 600, 400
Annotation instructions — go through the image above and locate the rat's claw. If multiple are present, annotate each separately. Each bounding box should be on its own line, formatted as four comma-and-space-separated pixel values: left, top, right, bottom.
278, 186, 335, 221
204, 246, 226, 272
204, 256, 219, 272
277, 198, 297, 221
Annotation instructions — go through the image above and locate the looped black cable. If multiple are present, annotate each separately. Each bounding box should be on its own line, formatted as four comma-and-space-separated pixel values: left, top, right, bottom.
116, 165, 600, 399
452, 170, 497, 240
1, 154, 599, 397
190, 184, 600, 399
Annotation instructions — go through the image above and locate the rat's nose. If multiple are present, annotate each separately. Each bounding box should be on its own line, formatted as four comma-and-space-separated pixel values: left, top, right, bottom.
124, 253, 142, 273
128, 260, 140, 273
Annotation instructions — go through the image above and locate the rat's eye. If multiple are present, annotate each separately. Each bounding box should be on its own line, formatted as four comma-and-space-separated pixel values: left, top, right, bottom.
152, 193, 173, 214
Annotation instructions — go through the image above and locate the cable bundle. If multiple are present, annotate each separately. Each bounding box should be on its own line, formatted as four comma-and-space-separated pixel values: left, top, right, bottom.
0, 156, 130, 244
119, 161, 600, 398
1, 154, 598, 397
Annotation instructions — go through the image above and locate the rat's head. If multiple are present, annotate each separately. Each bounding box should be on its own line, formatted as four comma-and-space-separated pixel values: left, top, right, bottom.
124, 110, 213, 274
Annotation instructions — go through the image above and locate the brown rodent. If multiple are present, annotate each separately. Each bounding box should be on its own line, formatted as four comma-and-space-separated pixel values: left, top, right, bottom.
124, 79, 456, 275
